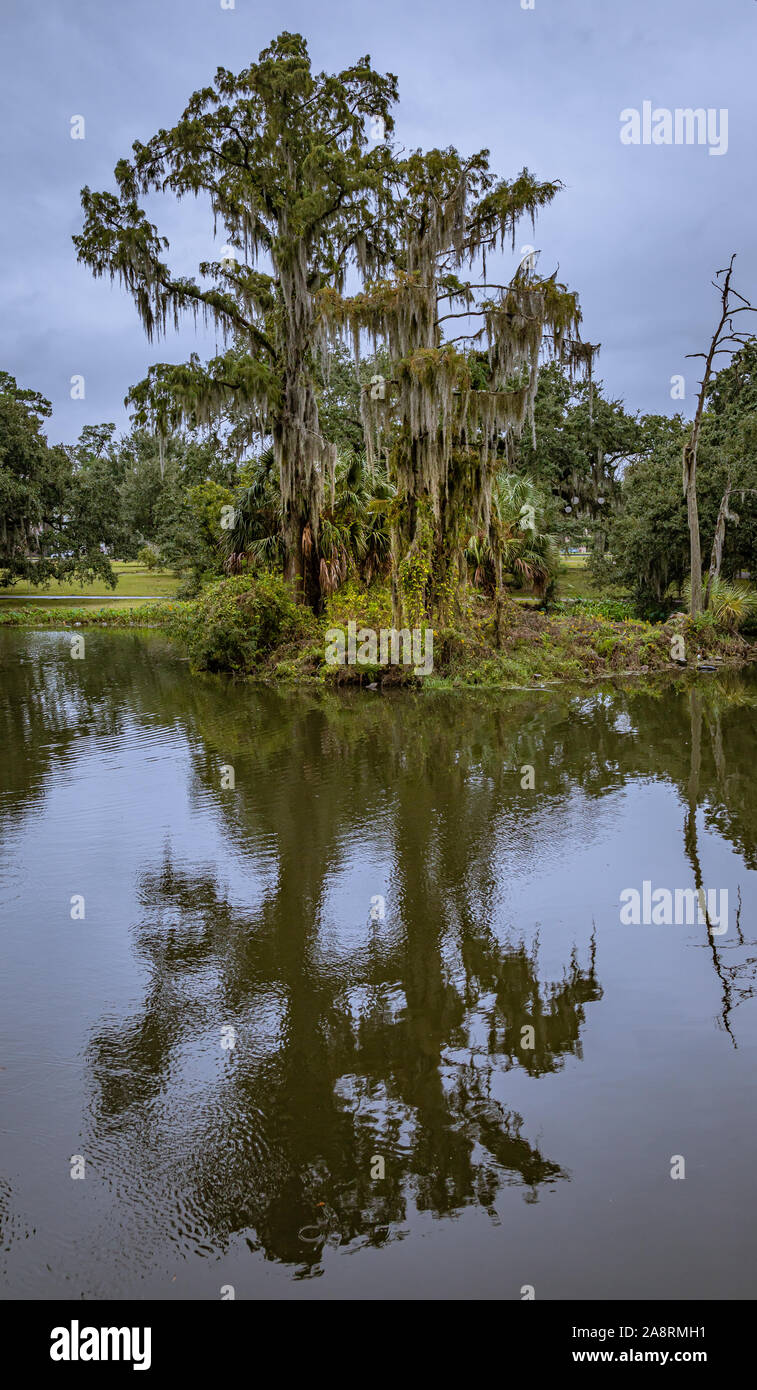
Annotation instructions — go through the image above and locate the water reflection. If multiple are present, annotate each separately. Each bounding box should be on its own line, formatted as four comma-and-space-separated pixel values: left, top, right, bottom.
86, 851, 602, 1268
1, 631, 756, 1293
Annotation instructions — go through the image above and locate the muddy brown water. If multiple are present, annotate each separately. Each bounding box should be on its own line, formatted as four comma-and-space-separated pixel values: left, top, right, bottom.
1, 628, 756, 1299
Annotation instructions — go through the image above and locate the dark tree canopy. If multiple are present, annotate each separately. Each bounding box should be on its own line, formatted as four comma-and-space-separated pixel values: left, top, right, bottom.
0, 374, 121, 588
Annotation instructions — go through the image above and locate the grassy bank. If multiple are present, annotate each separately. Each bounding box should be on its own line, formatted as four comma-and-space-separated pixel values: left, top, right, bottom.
163, 575, 757, 688
3, 575, 753, 688
0, 601, 181, 628
1, 560, 181, 599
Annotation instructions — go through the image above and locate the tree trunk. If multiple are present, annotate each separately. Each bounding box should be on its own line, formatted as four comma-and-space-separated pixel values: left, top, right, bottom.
494, 549, 505, 649
389, 518, 403, 629
704, 481, 734, 610
683, 443, 703, 616
680, 255, 756, 617
453, 549, 467, 620
283, 519, 305, 592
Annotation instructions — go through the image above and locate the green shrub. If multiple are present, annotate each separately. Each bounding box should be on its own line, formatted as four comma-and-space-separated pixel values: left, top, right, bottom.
323, 579, 392, 631
137, 544, 160, 571
175, 571, 204, 600
686, 609, 716, 635
168, 573, 317, 672
682, 577, 757, 632
708, 578, 757, 632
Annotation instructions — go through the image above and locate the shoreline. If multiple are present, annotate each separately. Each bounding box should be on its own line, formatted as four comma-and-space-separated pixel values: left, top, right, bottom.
2, 600, 755, 694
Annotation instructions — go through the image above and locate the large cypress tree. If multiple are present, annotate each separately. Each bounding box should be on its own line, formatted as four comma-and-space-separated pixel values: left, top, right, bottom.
74, 32, 397, 607
321, 148, 597, 627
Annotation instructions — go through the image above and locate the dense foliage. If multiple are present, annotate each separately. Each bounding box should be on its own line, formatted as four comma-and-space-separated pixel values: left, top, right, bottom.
595, 343, 757, 611
167, 572, 318, 671
0, 377, 123, 588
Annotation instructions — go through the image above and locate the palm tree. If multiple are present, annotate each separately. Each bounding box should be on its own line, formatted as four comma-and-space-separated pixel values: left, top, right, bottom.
222, 449, 394, 599
222, 448, 283, 574
683, 575, 757, 633
466, 471, 558, 601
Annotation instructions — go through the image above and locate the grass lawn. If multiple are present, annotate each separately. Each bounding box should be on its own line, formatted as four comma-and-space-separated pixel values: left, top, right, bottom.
3, 556, 622, 609
553, 554, 632, 602
510, 556, 607, 602
1, 561, 181, 600
556, 558, 603, 600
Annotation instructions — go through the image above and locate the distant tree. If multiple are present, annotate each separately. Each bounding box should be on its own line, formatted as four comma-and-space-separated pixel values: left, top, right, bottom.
597, 415, 691, 609
116, 428, 230, 559
315, 339, 392, 457
515, 361, 643, 554
599, 399, 757, 612
682, 257, 756, 615
66, 422, 130, 564
700, 336, 757, 604
0, 371, 54, 583
0, 373, 118, 588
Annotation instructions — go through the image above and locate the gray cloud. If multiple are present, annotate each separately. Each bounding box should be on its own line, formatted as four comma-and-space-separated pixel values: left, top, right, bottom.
1, 0, 755, 443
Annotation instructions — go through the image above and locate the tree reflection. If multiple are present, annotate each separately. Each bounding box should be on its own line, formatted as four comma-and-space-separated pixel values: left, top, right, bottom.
683, 684, 757, 1044
86, 847, 599, 1267
70, 666, 757, 1264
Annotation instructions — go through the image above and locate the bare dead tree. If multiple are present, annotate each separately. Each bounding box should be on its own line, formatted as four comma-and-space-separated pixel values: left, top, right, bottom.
684, 255, 756, 616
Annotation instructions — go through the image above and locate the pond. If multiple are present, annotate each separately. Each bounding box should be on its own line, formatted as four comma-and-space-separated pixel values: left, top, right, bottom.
1, 628, 756, 1300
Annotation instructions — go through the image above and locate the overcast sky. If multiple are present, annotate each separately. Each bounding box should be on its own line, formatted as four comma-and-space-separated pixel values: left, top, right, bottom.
1, 0, 755, 444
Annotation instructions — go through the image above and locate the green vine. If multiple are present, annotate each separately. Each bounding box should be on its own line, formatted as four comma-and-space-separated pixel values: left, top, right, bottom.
398, 505, 434, 627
